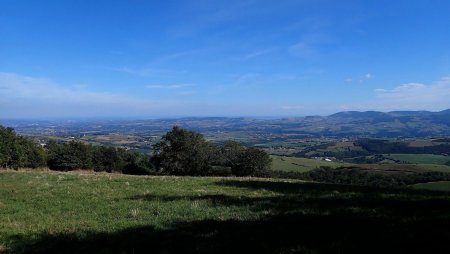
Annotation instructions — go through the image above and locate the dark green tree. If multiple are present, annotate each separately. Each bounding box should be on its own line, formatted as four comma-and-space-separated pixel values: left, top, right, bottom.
0, 127, 18, 168
219, 140, 245, 168
232, 147, 272, 176
20, 137, 47, 168
46, 140, 92, 171
0, 126, 46, 169
122, 151, 154, 175
92, 146, 125, 172
151, 126, 213, 175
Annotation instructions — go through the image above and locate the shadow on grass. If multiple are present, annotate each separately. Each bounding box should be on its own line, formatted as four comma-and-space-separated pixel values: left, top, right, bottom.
8, 180, 450, 254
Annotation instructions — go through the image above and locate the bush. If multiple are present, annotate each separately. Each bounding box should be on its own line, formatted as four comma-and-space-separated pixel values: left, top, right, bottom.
232, 147, 272, 176
303, 166, 450, 188
151, 127, 272, 176
46, 139, 153, 174
0, 126, 46, 169
46, 140, 92, 171
151, 126, 214, 175
122, 151, 154, 175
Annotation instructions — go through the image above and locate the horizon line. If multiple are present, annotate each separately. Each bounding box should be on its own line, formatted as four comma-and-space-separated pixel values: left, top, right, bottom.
1, 108, 449, 122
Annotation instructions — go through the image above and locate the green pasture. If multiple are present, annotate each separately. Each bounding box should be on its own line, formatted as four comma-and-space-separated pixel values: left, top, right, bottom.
413, 181, 450, 191
270, 155, 347, 173
386, 154, 450, 165
2, 171, 450, 253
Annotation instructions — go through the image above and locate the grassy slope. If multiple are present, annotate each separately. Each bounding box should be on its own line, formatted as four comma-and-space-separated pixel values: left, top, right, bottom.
270, 155, 347, 172
385, 154, 450, 172
2, 171, 450, 253
386, 154, 450, 165
415, 164, 450, 172
413, 181, 450, 191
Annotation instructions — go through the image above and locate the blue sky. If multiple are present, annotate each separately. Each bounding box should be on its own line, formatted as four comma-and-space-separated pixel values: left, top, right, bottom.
1, 0, 450, 118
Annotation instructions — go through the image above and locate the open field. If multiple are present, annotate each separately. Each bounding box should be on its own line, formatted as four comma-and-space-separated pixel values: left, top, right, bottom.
414, 164, 450, 172
386, 154, 450, 165
2, 171, 450, 253
413, 181, 450, 191
383, 154, 450, 173
270, 155, 348, 173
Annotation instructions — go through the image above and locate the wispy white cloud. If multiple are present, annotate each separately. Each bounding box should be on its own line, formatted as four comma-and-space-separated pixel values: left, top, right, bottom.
167, 0, 257, 38
146, 84, 194, 89
231, 73, 268, 89
338, 76, 450, 112
280, 105, 304, 111
110, 66, 187, 77
289, 33, 335, 58
242, 48, 276, 60
288, 42, 316, 58
0, 72, 178, 118
346, 73, 374, 84
177, 91, 196, 96
374, 77, 450, 109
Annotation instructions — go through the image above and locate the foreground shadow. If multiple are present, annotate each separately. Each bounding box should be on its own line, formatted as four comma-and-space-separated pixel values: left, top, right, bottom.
9, 180, 450, 254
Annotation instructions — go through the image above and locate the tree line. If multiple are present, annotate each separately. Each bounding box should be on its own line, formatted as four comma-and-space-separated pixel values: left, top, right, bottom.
305, 166, 450, 188
259, 166, 450, 188
0, 125, 271, 176
0, 126, 46, 169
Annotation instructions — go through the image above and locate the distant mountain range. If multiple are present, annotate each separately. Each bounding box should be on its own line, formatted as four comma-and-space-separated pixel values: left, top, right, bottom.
329, 109, 450, 122
2, 109, 450, 138
297, 109, 450, 137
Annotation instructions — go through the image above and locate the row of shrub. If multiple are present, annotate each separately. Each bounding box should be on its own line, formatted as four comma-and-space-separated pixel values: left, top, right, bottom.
4, 124, 448, 186
0, 126, 154, 174
0, 125, 272, 176
45, 140, 153, 174
0, 126, 47, 169
262, 166, 450, 188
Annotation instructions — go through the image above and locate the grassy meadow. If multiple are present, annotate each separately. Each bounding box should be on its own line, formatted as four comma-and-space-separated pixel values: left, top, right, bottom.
2, 171, 450, 253
270, 155, 347, 173
384, 154, 450, 173
386, 154, 450, 165
413, 181, 450, 191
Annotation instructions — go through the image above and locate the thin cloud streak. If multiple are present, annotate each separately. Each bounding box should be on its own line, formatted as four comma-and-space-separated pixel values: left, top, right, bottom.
0, 72, 178, 118
339, 77, 450, 112
146, 84, 194, 89
345, 73, 374, 84
109, 66, 187, 77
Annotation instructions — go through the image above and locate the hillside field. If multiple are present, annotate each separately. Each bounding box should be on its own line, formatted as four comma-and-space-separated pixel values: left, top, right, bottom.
386, 154, 450, 165
2, 171, 450, 253
270, 155, 347, 172
269, 155, 450, 174
413, 181, 450, 191
384, 154, 450, 173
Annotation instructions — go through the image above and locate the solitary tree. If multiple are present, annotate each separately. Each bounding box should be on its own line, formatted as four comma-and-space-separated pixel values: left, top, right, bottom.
151, 126, 213, 175
232, 147, 272, 176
